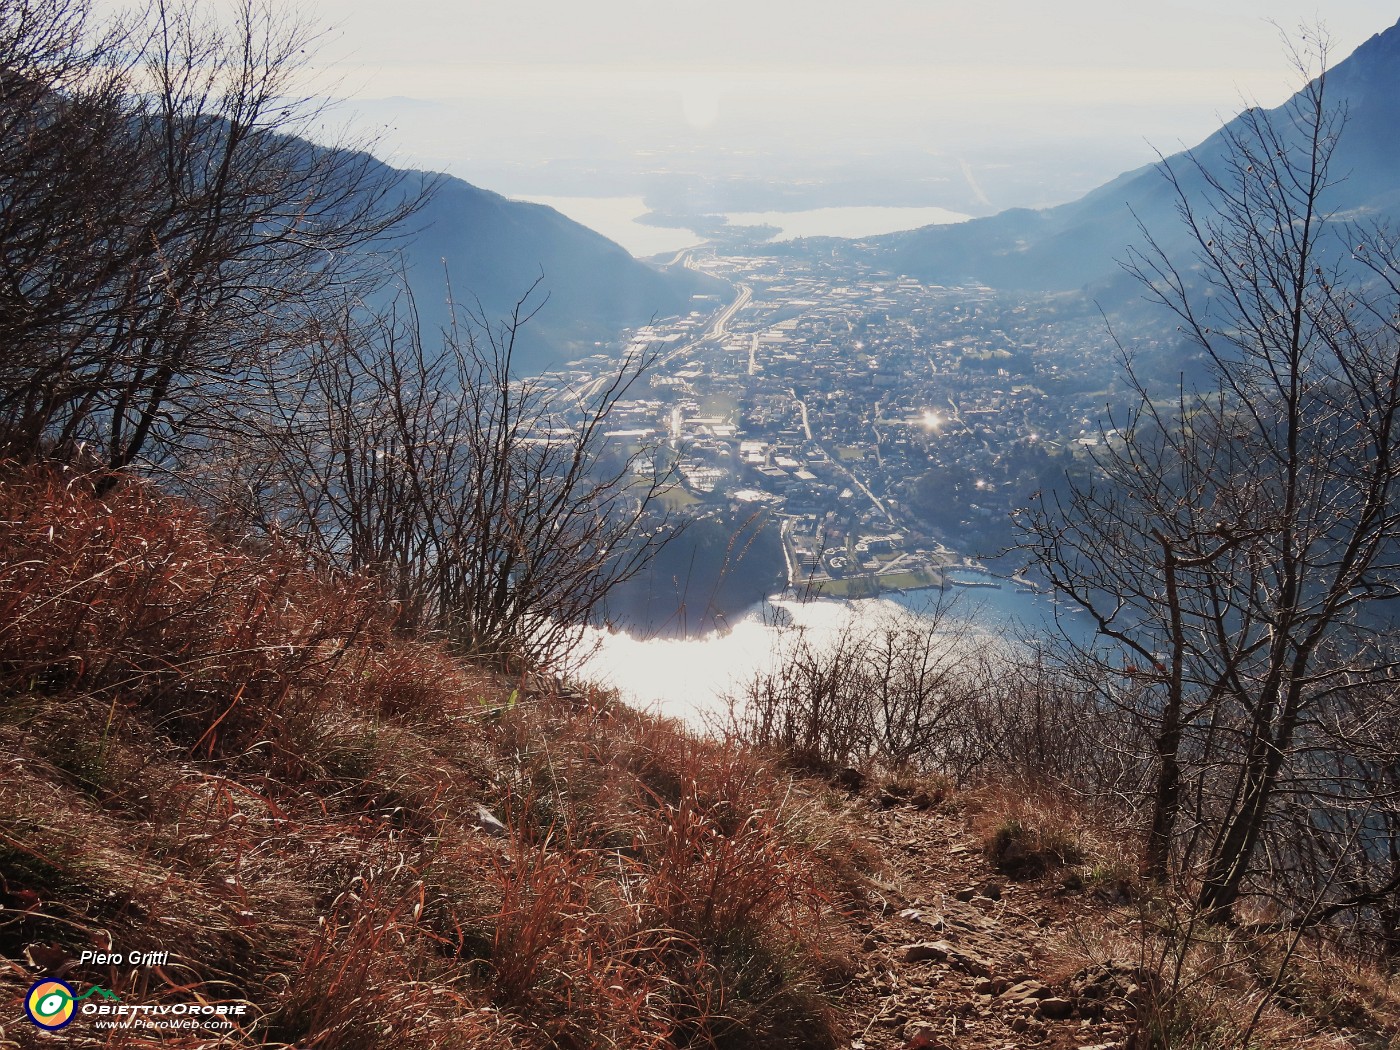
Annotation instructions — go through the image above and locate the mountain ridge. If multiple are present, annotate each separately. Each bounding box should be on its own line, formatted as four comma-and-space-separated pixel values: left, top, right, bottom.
380, 163, 722, 373
867, 18, 1400, 300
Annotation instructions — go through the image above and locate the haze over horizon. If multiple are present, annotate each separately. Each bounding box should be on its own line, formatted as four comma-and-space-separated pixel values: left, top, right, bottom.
297, 2, 1393, 218
90, 1, 1400, 246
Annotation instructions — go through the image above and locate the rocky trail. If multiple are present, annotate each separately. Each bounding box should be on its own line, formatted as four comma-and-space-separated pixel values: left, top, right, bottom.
842, 789, 1146, 1050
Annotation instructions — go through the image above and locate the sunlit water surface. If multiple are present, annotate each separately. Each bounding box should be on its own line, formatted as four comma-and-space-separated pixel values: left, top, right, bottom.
576, 587, 1081, 727
512, 195, 970, 258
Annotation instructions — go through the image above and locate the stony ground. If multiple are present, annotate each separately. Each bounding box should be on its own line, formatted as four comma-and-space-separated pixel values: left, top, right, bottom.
840, 790, 1145, 1050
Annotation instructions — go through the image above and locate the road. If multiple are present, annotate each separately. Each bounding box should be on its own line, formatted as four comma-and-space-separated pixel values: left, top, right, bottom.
791, 390, 813, 441
657, 280, 751, 369
789, 387, 896, 528
834, 460, 897, 528
779, 517, 797, 589
705, 282, 750, 342
564, 266, 749, 410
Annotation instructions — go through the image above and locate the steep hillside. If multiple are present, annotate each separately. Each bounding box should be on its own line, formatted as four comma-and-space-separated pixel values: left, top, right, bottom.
871, 19, 1400, 303
3, 464, 1397, 1048
395, 170, 723, 372
0, 464, 861, 1049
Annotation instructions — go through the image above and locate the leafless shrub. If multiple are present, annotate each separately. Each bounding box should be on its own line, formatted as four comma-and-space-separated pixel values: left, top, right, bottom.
228, 286, 673, 672
1016, 27, 1400, 943
0, 0, 424, 471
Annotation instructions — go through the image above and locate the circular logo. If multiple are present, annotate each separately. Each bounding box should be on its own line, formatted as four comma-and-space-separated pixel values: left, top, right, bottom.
25, 979, 76, 1030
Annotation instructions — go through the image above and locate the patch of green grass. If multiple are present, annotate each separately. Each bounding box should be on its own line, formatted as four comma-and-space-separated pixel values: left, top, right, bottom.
805, 578, 859, 598
872, 569, 940, 591
807, 570, 939, 597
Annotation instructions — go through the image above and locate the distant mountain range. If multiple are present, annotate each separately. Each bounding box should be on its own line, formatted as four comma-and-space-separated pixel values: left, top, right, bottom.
359, 19, 1400, 372
867, 19, 1400, 306
382, 166, 721, 373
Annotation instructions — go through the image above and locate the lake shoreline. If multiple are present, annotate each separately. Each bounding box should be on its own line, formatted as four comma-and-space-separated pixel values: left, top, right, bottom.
511, 193, 973, 258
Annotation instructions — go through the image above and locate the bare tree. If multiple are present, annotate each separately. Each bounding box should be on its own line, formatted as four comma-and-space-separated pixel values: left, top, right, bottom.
0, 0, 424, 470
729, 603, 985, 772
242, 286, 674, 673
1019, 29, 1400, 928
0, 0, 139, 443
730, 621, 872, 770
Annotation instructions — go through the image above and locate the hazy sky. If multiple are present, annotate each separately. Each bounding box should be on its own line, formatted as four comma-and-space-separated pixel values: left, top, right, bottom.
307, 2, 1397, 205
96, 1, 1400, 211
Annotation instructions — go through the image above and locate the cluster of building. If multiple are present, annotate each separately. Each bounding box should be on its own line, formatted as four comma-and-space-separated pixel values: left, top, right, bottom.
545, 247, 1135, 599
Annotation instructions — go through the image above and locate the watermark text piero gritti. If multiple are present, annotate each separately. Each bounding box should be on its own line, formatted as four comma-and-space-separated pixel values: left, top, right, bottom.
79, 948, 172, 966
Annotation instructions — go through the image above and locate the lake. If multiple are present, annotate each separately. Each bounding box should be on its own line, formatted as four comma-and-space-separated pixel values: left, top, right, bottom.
725, 204, 971, 241
512, 194, 970, 258
577, 583, 1086, 726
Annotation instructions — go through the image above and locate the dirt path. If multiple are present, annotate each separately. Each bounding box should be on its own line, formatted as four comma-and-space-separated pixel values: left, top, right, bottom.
841, 796, 1142, 1050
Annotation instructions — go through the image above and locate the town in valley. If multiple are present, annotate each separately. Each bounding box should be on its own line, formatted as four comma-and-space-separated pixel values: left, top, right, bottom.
543, 244, 1157, 620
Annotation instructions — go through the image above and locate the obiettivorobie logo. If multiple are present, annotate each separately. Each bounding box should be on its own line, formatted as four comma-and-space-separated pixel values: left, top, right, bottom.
25, 979, 119, 1030
22, 976, 248, 1033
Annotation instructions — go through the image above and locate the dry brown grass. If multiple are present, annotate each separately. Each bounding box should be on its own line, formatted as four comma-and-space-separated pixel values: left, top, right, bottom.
963, 781, 1106, 882
0, 463, 869, 1049
1040, 842, 1400, 1049
13, 463, 1394, 1048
